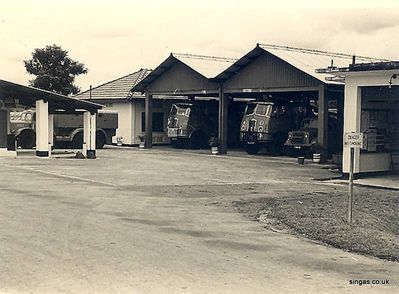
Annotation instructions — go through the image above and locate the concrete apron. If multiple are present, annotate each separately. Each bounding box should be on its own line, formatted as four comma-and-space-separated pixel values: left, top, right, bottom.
329, 174, 399, 190
0, 148, 16, 158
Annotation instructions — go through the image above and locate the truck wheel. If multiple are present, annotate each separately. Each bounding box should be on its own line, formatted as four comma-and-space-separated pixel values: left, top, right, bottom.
286, 148, 300, 158
245, 143, 260, 155
71, 132, 83, 149
16, 129, 36, 149
171, 140, 183, 149
189, 131, 206, 149
96, 132, 106, 149
270, 133, 286, 155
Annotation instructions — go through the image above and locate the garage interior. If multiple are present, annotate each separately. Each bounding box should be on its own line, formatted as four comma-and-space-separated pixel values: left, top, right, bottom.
361, 85, 399, 171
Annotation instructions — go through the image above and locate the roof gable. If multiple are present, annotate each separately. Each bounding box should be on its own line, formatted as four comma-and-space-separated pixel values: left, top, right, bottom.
131, 53, 236, 94
222, 50, 323, 90
214, 44, 388, 87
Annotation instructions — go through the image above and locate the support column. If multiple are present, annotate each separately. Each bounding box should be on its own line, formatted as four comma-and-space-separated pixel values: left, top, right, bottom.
48, 114, 54, 155
343, 83, 361, 174
35, 100, 49, 157
145, 91, 153, 148
83, 112, 96, 159
218, 87, 228, 155
337, 94, 344, 150
0, 109, 7, 149
89, 113, 96, 158
317, 85, 328, 162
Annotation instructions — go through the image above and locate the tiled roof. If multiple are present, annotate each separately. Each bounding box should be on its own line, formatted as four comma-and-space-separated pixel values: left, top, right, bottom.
76, 68, 151, 100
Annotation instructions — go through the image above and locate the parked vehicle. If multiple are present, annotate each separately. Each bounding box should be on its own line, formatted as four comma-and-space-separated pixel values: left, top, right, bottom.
167, 101, 218, 149
284, 116, 340, 157
10, 109, 118, 149
240, 101, 295, 154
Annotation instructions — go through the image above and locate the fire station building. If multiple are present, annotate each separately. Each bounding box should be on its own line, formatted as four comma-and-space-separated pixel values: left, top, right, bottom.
132, 44, 384, 162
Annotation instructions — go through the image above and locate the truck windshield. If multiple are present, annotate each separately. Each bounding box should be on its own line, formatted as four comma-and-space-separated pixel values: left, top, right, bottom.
255, 104, 272, 116
171, 104, 191, 117
245, 104, 257, 116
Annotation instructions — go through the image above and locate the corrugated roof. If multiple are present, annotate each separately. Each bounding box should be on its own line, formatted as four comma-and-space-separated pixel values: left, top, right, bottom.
76, 68, 151, 100
258, 44, 388, 84
130, 53, 237, 93
172, 53, 237, 79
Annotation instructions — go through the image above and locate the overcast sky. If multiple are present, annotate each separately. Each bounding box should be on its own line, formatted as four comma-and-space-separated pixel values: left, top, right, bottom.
1, 0, 399, 92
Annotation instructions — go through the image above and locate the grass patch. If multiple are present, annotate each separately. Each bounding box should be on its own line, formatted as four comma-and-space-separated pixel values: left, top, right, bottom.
255, 189, 399, 261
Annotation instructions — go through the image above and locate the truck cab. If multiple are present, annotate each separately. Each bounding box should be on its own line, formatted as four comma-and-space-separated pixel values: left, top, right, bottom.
167, 102, 217, 149
284, 116, 339, 157
240, 101, 294, 154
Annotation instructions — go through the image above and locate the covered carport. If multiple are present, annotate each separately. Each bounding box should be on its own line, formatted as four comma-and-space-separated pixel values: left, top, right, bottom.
130, 52, 237, 154
0, 79, 102, 158
133, 44, 385, 160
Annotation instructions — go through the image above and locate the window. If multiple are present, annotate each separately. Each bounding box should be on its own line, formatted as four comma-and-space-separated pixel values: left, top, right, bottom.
245, 104, 257, 116
255, 104, 268, 115
141, 112, 164, 132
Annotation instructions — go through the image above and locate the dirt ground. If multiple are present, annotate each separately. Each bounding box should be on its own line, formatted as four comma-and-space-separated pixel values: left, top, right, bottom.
0, 146, 397, 293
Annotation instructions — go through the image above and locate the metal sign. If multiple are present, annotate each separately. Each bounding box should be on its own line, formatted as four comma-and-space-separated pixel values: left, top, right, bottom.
344, 132, 365, 149
344, 132, 365, 225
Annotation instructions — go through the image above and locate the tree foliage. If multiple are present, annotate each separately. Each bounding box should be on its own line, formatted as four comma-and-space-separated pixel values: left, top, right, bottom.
24, 44, 88, 96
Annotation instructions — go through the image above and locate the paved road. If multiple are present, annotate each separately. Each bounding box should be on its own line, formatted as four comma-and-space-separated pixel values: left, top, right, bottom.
0, 147, 397, 293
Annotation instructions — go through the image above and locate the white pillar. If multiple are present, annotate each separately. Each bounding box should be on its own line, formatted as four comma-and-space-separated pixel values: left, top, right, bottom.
83, 111, 90, 156
83, 111, 96, 159
35, 100, 49, 157
48, 114, 54, 155
343, 80, 361, 173
90, 113, 96, 152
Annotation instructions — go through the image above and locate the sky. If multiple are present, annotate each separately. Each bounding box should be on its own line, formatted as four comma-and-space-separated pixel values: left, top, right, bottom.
1, 0, 399, 92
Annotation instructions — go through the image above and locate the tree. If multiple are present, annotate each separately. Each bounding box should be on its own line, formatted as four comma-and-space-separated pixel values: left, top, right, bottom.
24, 44, 88, 96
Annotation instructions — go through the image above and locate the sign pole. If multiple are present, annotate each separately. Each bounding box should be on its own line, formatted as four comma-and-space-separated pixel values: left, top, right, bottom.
348, 147, 354, 224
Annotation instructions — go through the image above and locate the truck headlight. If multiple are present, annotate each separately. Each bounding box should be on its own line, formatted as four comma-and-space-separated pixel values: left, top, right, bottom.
258, 126, 264, 132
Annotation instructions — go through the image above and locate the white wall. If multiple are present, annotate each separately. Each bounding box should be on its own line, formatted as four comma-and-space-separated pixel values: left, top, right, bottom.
105, 101, 133, 145
101, 99, 174, 145
343, 70, 398, 173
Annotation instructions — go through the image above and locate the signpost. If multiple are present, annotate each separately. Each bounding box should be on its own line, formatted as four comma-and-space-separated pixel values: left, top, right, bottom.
344, 132, 365, 224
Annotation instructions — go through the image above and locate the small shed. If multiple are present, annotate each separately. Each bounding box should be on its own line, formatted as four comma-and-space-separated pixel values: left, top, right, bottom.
332, 61, 399, 176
